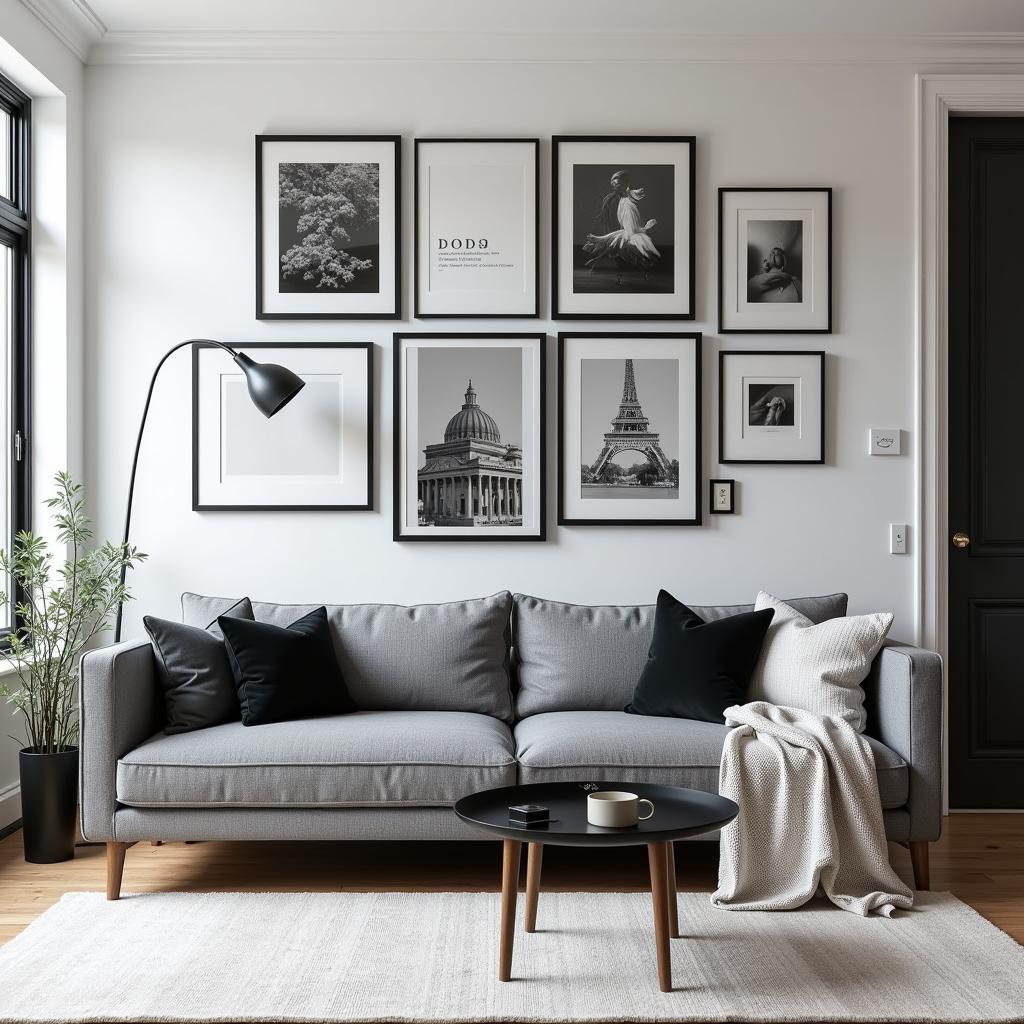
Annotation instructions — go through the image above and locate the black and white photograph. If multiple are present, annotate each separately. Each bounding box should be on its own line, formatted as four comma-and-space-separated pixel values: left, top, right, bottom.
719, 350, 824, 464
746, 220, 803, 303
710, 479, 735, 515
719, 187, 831, 333
579, 358, 679, 499
257, 136, 401, 319
415, 139, 539, 318
559, 332, 701, 526
193, 342, 373, 510
553, 137, 694, 320
747, 380, 797, 429
394, 333, 545, 541
572, 164, 674, 295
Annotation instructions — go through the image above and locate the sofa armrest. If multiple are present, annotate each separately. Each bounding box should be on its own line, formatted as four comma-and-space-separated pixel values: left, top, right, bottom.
79, 638, 164, 841
862, 641, 943, 842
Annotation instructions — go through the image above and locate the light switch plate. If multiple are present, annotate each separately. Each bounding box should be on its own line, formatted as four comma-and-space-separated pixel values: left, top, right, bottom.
869, 428, 902, 455
889, 523, 907, 554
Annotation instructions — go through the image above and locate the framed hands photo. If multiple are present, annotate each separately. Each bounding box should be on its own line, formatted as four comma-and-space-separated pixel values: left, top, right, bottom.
718, 187, 831, 334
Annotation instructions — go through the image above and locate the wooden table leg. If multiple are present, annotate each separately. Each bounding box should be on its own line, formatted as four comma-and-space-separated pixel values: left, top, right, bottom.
647, 841, 673, 993
499, 839, 522, 982
524, 842, 543, 933
666, 841, 680, 938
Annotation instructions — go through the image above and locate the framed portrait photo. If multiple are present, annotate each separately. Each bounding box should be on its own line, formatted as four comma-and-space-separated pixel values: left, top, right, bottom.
710, 479, 735, 515
552, 136, 695, 320
719, 350, 825, 464
393, 333, 546, 542
256, 135, 401, 320
415, 139, 539, 318
558, 332, 702, 526
193, 342, 373, 510
718, 187, 831, 333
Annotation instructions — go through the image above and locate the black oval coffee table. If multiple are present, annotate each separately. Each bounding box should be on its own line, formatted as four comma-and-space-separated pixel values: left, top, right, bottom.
454, 781, 738, 992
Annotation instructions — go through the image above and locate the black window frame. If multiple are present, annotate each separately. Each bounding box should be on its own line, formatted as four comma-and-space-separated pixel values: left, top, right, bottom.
0, 71, 32, 645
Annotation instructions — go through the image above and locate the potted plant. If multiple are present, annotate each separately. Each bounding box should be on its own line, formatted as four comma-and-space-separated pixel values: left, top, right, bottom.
0, 472, 144, 863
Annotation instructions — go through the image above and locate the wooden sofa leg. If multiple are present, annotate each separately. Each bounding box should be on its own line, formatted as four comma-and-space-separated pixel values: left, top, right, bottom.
909, 840, 930, 891
106, 841, 133, 900
150, 840, 162, 846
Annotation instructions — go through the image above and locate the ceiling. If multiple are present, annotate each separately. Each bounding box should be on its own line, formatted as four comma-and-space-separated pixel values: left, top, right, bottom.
20, 0, 1024, 63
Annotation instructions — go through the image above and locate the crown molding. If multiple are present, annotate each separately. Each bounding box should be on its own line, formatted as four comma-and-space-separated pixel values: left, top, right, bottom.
85, 30, 1024, 67
18, 0, 106, 61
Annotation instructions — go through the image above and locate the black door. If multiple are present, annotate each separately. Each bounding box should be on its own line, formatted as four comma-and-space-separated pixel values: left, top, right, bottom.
948, 117, 1024, 808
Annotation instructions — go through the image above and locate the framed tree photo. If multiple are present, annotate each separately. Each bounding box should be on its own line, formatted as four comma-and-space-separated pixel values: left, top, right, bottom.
552, 136, 695, 320
718, 187, 831, 333
394, 333, 546, 542
415, 138, 539, 318
256, 135, 401, 320
558, 332, 702, 526
718, 350, 825, 464
193, 342, 373, 510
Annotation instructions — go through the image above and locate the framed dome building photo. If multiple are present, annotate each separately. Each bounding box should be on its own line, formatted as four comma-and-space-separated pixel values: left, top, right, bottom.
393, 333, 546, 541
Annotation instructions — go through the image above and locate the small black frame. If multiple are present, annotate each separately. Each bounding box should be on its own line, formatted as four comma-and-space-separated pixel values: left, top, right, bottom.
717, 186, 832, 335
393, 332, 547, 542
718, 349, 826, 465
414, 138, 540, 319
552, 136, 696, 321
192, 341, 374, 511
709, 479, 735, 515
255, 135, 401, 320
558, 332, 702, 527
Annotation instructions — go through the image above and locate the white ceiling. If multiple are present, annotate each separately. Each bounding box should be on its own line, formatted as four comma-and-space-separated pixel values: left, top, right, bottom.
66, 0, 1024, 36
19, 0, 1024, 63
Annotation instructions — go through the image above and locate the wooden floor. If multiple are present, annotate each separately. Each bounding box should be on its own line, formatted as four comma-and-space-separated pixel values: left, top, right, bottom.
1, 813, 1022, 947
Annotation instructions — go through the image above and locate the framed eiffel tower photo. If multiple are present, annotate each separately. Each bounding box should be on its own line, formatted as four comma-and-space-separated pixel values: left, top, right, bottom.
558, 332, 702, 526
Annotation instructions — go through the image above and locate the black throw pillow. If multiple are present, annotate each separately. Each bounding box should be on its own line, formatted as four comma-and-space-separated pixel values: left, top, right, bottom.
218, 606, 356, 726
144, 597, 254, 735
625, 590, 774, 723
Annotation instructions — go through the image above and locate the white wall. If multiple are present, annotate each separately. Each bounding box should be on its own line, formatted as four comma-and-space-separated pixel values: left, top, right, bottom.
84, 58, 918, 642
0, 0, 85, 831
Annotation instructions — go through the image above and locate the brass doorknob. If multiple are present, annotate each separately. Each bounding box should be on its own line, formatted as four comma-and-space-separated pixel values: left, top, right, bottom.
952, 532, 971, 549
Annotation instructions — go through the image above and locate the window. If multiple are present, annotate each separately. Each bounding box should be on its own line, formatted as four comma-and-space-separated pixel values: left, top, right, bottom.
0, 72, 30, 636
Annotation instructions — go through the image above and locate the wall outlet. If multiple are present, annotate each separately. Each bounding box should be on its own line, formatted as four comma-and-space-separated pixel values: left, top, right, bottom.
889, 523, 907, 554
870, 428, 902, 455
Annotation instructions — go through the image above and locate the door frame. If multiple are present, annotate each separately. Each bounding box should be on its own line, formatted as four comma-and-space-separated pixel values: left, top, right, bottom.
916, 74, 1024, 812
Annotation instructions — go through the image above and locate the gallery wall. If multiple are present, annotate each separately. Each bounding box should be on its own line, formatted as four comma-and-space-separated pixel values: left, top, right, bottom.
83, 57, 917, 641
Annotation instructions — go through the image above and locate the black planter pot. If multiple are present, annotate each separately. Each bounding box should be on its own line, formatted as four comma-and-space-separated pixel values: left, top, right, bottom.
19, 746, 79, 863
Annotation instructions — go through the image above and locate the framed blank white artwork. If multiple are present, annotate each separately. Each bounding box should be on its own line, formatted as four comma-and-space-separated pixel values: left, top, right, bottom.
193, 342, 373, 510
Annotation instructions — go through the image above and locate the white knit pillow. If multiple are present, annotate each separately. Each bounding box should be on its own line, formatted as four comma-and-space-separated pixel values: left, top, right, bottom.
748, 591, 893, 732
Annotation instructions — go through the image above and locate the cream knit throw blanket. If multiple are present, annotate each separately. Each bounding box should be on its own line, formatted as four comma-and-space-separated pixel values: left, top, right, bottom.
712, 701, 914, 917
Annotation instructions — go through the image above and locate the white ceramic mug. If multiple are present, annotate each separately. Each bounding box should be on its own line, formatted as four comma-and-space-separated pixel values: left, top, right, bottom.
587, 791, 655, 828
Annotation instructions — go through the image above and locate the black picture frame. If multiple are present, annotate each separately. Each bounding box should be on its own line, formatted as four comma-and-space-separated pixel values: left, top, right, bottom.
709, 479, 735, 515
558, 332, 703, 527
393, 332, 547, 542
717, 186, 832, 335
192, 341, 374, 511
552, 136, 696, 321
718, 349, 825, 465
256, 135, 401, 321
414, 138, 540, 319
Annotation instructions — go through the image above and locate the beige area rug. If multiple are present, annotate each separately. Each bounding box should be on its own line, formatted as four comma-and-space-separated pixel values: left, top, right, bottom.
0, 891, 1022, 1023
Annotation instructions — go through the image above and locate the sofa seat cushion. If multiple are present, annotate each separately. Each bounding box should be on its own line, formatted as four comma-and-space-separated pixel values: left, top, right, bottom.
514, 711, 908, 810
116, 711, 516, 809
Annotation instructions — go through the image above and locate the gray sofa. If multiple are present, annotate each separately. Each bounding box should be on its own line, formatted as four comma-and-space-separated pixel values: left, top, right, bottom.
80, 590, 942, 899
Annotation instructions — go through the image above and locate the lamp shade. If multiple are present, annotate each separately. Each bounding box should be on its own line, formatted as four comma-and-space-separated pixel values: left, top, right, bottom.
232, 352, 305, 418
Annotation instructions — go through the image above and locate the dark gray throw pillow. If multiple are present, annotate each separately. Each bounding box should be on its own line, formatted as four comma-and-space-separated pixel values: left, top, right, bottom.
144, 596, 254, 735
625, 590, 774, 724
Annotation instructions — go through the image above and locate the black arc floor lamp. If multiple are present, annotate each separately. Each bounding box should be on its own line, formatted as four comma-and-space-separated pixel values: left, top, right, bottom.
113, 339, 306, 642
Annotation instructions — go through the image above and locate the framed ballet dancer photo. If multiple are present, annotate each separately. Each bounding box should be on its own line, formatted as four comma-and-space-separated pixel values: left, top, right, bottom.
552, 136, 695, 320
718, 187, 831, 334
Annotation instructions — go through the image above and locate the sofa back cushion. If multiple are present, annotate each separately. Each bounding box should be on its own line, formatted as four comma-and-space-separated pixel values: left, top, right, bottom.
182, 591, 514, 723
512, 592, 849, 719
